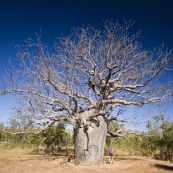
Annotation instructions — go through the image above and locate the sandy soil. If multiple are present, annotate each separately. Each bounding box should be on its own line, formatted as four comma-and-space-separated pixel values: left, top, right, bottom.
0, 150, 173, 173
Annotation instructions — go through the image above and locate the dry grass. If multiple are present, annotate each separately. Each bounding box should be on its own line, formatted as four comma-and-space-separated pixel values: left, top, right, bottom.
0, 147, 173, 173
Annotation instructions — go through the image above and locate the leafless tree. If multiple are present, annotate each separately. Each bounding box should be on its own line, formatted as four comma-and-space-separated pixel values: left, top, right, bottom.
0, 21, 173, 164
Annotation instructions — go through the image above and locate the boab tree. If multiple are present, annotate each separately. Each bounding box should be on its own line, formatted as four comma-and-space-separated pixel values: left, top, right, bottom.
0, 21, 173, 164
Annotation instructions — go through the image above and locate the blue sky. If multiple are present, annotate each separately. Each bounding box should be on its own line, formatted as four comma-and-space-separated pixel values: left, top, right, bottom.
0, 0, 173, 125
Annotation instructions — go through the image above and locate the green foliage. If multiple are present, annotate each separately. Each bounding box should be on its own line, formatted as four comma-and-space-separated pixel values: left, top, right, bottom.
106, 121, 124, 146
0, 118, 73, 154
110, 134, 142, 156
108, 121, 124, 133
107, 121, 142, 155
107, 116, 173, 161
42, 123, 72, 154
145, 115, 173, 160
0, 122, 5, 141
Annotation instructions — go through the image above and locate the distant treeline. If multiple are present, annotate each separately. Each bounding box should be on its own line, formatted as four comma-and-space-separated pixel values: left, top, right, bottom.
106, 114, 173, 161
0, 121, 73, 155
0, 114, 173, 161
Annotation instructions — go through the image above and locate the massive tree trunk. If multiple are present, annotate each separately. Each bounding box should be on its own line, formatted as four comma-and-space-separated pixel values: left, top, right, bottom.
74, 116, 108, 164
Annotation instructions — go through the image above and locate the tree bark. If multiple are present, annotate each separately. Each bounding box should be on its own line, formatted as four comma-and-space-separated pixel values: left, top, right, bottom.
74, 116, 108, 164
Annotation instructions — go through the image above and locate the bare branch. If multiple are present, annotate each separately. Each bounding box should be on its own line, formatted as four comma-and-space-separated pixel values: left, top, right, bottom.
107, 131, 153, 138
0, 21, 172, 134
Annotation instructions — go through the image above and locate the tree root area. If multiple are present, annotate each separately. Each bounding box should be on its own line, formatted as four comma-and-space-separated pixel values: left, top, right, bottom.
0, 153, 173, 173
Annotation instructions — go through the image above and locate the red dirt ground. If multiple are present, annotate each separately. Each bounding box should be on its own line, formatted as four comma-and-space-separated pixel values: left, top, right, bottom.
0, 150, 173, 173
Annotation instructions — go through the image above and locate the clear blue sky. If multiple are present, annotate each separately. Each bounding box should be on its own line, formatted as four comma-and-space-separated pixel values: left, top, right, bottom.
0, 0, 173, 125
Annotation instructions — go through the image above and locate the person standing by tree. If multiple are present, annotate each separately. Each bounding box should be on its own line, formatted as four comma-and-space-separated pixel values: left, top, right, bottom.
108, 145, 114, 164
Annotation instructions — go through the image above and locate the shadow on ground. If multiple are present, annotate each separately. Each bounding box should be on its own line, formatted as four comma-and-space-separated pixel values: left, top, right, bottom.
114, 156, 142, 161
14, 154, 70, 162
154, 164, 173, 171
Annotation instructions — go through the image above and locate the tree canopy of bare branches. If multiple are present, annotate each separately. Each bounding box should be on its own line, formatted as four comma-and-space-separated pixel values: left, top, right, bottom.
0, 21, 173, 163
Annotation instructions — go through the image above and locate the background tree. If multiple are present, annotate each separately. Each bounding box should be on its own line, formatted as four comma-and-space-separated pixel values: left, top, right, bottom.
0, 21, 173, 164
152, 115, 173, 160
0, 122, 5, 142
42, 123, 72, 155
